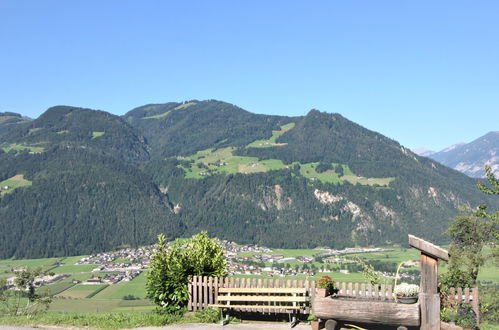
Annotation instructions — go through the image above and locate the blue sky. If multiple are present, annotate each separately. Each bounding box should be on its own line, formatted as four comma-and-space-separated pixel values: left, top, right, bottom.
0, 1, 497, 151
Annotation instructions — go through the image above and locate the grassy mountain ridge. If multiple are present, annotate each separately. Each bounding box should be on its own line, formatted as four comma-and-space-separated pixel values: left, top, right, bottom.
0, 100, 497, 258
2, 106, 150, 162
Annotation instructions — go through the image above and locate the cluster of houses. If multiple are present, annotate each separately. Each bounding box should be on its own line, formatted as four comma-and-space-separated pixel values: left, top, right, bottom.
5, 240, 417, 292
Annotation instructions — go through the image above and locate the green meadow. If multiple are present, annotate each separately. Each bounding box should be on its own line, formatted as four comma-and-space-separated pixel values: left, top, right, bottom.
1, 143, 45, 153
94, 272, 148, 299
0, 174, 32, 197
92, 131, 105, 138
178, 133, 393, 185
246, 122, 295, 148
58, 284, 109, 299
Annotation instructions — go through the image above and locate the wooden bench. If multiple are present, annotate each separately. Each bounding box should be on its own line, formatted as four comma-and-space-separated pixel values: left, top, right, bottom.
208, 287, 309, 326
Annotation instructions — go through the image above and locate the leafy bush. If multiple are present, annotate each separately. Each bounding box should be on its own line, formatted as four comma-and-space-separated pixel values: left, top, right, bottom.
0, 268, 51, 316
440, 303, 478, 329
480, 284, 499, 324
146, 232, 227, 313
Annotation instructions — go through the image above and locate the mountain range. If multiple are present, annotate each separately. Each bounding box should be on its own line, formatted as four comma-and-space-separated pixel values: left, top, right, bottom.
0, 101, 496, 258
412, 131, 499, 178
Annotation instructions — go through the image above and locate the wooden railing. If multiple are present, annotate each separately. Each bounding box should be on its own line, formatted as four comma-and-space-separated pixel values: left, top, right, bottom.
187, 276, 479, 319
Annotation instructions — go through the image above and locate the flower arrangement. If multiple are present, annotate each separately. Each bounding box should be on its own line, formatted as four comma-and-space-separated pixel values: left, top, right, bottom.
394, 283, 420, 297
317, 275, 335, 291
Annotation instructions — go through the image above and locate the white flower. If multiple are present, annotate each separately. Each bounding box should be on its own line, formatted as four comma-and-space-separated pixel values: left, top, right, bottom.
394, 283, 419, 297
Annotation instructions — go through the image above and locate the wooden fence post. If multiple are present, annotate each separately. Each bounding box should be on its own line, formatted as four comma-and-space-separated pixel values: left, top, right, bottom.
409, 235, 450, 330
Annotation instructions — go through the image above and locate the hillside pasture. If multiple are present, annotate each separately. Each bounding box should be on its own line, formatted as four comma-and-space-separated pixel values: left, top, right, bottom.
299, 162, 343, 184
142, 111, 170, 119
91, 131, 105, 138
0, 256, 60, 274
0, 174, 32, 196
1, 143, 44, 153
246, 122, 295, 148
179, 146, 393, 186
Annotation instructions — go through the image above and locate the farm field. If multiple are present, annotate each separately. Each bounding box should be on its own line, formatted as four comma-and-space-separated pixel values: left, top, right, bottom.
1, 245, 497, 315
51, 264, 97, 274
94, 272, 148, 299
57, 284, 108, 299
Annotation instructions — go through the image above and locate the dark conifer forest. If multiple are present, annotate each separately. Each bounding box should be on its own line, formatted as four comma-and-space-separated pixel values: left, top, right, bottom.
0, 101, 496, 258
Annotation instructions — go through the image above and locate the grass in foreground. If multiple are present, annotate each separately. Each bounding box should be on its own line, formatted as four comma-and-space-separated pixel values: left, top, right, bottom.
0, 312, 182, 329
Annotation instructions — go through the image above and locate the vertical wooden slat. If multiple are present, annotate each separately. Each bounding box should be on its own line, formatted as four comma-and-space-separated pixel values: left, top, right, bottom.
380, 284, 386, 300
464, 287, 470, 303
367, 283, 372, 299
450, 287, 455, 300
208, 277, 213, 305
387, 285, 393, 300
203, 276, 208, 308
472, 287, 480, 324
360, 283, 366, 297
256, 278, 265, 313
348, 282, 353, 297
214, 277, 220, 304
192, 276, 198, 311
374, 283, 379, 300
234, 277, 239, 288
354, 282, 359, 297
188, 276, 193, 311
457, 287, 463, 302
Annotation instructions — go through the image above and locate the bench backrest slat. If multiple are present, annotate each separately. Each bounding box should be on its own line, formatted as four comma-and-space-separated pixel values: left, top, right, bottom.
218, 295, 308, 303
218, 287, 307, 294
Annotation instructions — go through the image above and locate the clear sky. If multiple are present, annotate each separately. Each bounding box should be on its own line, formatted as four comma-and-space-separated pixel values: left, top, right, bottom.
0, 1, 497, 151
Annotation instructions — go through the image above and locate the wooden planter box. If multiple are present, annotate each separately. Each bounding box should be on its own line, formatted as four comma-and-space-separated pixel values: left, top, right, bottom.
312, 296, 420, 327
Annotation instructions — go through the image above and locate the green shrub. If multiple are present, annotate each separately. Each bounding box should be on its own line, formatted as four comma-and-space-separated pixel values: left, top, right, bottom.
480, 284, 499, 324
440, 303, 478, 329
146, 232, 227, 313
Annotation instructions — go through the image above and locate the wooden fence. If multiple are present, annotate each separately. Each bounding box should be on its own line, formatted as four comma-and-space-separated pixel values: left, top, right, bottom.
188, 276, 479, 318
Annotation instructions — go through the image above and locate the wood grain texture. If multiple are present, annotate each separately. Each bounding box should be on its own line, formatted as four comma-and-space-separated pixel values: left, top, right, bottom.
409, 234, 449, 261
312, 297, 420, 326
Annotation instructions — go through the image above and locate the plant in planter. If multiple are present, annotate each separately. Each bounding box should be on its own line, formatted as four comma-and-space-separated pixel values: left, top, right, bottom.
316, 275, 336, 297
394, 283, 420, 304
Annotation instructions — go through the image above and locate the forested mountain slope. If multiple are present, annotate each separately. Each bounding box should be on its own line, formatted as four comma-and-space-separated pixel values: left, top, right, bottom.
0, 101, 496, 258
0, 112, 31, 139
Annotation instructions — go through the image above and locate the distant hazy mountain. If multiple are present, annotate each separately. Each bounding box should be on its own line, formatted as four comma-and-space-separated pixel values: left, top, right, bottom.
413, 132, 499, 178
411, 148, 436, 157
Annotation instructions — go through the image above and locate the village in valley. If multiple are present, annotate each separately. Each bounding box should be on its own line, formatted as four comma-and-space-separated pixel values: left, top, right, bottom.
4, 239, 418, 292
